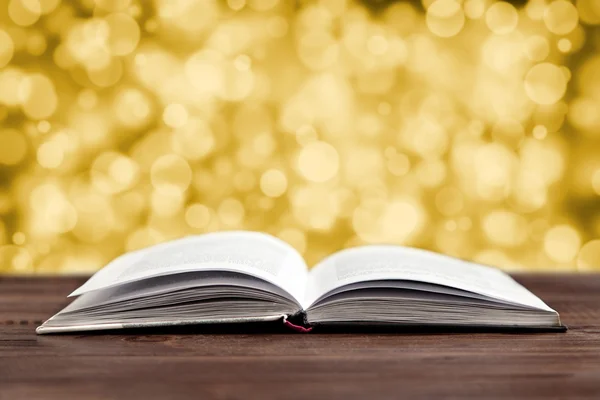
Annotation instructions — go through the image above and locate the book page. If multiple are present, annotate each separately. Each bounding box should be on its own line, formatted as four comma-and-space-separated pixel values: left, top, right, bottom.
304, 245, 554, 312
62, 271, 296, 314
70, 231, 308, 305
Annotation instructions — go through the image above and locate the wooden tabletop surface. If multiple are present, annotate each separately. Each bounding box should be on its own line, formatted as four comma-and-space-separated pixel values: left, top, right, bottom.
1, 274, 600, 399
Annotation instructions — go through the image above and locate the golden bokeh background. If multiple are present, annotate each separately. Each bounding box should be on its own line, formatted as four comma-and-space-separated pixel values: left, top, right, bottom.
1, 0, 600, 274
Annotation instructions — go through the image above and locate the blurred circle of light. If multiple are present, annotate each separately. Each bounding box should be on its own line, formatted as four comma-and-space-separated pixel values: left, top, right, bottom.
163, 104, 189, 128
105, 13, 140, 56
557, 38, 573, 53
87, 58, 123, 88
0, 245, 32, 272
297, 141, 340, 183
114, 88, 153, 128
577, 240, 600, 270
172, 118, 215, 161
464, 0, 486, 19
37, 139, 64, 169
353, 198, 426, 244
156, 0, 219, 35
12, 232, 25, 245
8, 0, 41, 27
0, 68, 27, 106
524, 63, 568, 105
482, 210, 528, 247
485, 2, 518, 35
151, 154, 193, 194
592, 169, 600, 195
185, 51, 224, 98
532, 125, 548, 140
544, 225, 582, 263
29, 183, 78, 235
525, 35, 550, 62
37, 121, 51, 134
543, 0, 579, 35
291, 184, 340, 231
151, 190, 185, 217
577, 0, 600, 25
218, 198, 245, 227
92, 152, 139, 194
26, 32, 46, 56
185, 203, 212, 229
18, 73, 59, 120
227, 0, 246, 11
425, 0, 465, 38
260, 169, 288, 198
0, 29, 14, 68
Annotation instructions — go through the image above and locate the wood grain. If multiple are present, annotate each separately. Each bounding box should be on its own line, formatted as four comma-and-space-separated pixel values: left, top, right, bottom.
1, 274, 599, 400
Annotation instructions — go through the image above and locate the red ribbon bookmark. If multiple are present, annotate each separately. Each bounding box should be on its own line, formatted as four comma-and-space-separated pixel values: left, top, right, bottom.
283, 316, 313, 333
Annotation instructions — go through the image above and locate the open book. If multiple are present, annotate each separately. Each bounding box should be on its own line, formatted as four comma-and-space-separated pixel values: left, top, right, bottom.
36, 231, 564, 334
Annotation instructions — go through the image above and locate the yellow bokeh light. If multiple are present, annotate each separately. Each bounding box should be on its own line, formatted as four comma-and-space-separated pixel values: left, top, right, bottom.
524, 35, 550, 62
557, 38, 573, 53
524, 63, 568, 105
577, 240, 600, 270
29, 183, 78, 235
151, 154, 192, 194
8, 0, 41, 27
37, 140, 64, 169
482, 210, 528, 247
0, 245, 32, 272
0, 0, 599, 274
87, 57, 123, 87
532, 125, 548, 140
485, 2, 518, 35
171, 118, 215, 161
577, 0, 600, 25
114, 88, 153, 128
544, 225, 581, 263
218, 198, 245, 227
0, 29, 15, 68
0, 67, 27, 106
12, 231, 26, 245
228, 0, 246, 11
27, 32, 47, 56
185, 203, 212, 229
353, 198, 426, 245
297, 141, 340, 183
91, 152, 139, 194
260, 169, 288, 198
105, 12, 140, 56
544, 0, 579, 35
464, 0, 486, 20
150, 190, 185, 217
426, 0, 465, 38
19, 73, 59, 120
163, 103, 189, 128
592, 169, 600, 195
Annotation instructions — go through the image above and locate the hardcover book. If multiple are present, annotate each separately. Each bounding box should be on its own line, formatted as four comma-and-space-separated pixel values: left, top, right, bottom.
37, 231, 564, 334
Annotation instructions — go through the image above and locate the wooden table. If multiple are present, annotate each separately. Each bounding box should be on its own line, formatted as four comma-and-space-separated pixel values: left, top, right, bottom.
1, 274, 599, 399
